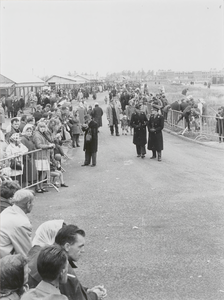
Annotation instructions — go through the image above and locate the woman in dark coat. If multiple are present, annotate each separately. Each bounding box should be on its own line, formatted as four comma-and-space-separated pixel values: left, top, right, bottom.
130, 104, 148, 158
81, 114, 98, 167
147, 104, 164, 161
20, 125, 37, 184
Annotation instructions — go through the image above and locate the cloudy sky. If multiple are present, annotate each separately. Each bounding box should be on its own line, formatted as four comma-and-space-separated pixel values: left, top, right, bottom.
0, 0, 223, 78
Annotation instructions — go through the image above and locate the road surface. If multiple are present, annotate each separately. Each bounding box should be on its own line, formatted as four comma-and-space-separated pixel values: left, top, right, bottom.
30, 92, 224, 300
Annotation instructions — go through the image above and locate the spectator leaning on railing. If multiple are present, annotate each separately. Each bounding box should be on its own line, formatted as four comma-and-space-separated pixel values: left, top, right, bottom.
33, 121, 55, 193
5, 133, 28, 182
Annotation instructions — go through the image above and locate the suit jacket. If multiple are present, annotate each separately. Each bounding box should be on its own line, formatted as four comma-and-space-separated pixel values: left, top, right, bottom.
21, 281, 68, 300
0, 205, 32, 258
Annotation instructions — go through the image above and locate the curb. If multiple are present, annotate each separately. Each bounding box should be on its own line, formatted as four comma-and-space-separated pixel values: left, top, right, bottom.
163, 127, 224, 151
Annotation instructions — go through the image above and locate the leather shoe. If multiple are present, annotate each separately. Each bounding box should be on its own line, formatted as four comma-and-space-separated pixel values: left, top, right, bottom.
150, 156, 156, 159
91, 164, 96, 167
81, 164, 89, 166
61, 183, 68, 187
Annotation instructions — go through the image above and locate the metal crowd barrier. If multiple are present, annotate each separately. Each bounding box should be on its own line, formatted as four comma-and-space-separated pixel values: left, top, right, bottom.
0, 149, 59, 192
166, 109, 224, 142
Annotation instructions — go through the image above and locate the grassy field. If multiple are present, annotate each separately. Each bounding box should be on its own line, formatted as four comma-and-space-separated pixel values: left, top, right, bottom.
146, 81, 224, 115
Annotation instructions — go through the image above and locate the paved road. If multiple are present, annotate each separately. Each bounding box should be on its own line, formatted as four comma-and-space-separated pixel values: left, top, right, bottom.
30, 92, 224, 300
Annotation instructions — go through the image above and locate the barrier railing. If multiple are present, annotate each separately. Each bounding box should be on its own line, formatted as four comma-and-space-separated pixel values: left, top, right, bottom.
166, 109, 224, 142
0, 149, 59, 192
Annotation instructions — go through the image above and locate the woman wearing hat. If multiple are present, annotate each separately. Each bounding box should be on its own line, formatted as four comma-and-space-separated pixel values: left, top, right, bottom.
147, 104, 164, 161
33, 121, 55, 193
20, 125, 37, 184
130, 104, 148, 158
5, 133, 28, 182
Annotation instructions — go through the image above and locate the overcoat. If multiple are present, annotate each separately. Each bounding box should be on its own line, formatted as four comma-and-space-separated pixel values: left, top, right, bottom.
106, 104, 120, 126
147, 114, 164, 151
91, 106, 103, 127
130, 112, 148, 146
83, 120, 98, 153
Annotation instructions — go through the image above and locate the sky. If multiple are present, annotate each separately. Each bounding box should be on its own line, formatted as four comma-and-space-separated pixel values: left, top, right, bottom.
0, 0, 223, 78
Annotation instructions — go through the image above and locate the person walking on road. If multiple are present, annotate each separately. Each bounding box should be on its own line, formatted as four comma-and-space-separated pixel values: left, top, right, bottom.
147, 104, 164, 161
106, 99, 120, 136
130, 103, 148, 158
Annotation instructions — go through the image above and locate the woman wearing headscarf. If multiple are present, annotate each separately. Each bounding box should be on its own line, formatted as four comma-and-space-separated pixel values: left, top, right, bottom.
28, 219, 65, 289
0, 254, 29, 300
5, 133, 28, 183
33, 121, 55, 193
20, 125, 37, 185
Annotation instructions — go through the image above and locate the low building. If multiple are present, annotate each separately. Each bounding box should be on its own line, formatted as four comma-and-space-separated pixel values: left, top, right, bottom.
0, 72, 46, 102
46, 74, 85, 90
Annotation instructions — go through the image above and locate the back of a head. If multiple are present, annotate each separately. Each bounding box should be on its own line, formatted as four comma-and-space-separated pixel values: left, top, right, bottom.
12, 189, 34, 207
0, 180, 21, 199
0, 254, 27, 293
37, 245, 68, 282
55, 224, 85, 246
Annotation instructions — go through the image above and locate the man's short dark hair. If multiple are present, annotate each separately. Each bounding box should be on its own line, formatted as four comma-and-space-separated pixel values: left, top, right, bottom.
37, 245, 68, 282
55, 225, 85, 246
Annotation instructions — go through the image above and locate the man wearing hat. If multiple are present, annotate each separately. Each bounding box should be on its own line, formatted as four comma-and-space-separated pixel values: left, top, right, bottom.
147, 104, 164, 161
130, 103, 148, 158
81, 114, 98, 167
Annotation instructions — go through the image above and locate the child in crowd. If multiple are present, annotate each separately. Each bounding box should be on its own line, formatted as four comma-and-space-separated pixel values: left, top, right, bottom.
120, 112, 129, 135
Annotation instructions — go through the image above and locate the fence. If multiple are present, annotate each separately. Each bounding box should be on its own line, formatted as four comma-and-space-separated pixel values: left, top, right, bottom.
166, 109, 224, 142
0, 149, 59, 192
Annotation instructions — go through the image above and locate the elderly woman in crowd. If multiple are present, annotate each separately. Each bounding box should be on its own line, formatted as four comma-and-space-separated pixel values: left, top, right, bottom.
0, 180, 21, 213
5, 133, 28, 183
0, 254, 29, 300
20, 125, 37, 184
33, 121, 55, 193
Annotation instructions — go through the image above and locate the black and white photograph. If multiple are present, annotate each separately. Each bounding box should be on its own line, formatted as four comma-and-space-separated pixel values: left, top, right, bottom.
0, 0, 224, 299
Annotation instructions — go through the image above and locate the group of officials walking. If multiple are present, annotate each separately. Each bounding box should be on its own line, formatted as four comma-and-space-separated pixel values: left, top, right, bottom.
130, 103, 164, 161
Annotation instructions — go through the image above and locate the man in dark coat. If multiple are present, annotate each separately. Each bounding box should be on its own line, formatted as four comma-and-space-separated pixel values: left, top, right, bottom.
91, 103, 103, 131
81, 114, 98, 167
28, 225, 107, 300
130, 104, 148, 158
147, 104, 164, 161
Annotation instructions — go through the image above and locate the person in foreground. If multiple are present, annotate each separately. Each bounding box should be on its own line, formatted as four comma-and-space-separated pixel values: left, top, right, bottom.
28, 224, 107, 300
21, 245, 69, 300
56, 225, 107, 300
0, 189, 35, 258
0, 254, 29, 300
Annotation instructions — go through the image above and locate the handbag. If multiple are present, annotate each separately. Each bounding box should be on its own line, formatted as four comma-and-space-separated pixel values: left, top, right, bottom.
86, 129, 92, 142
10, 157, 22, 170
